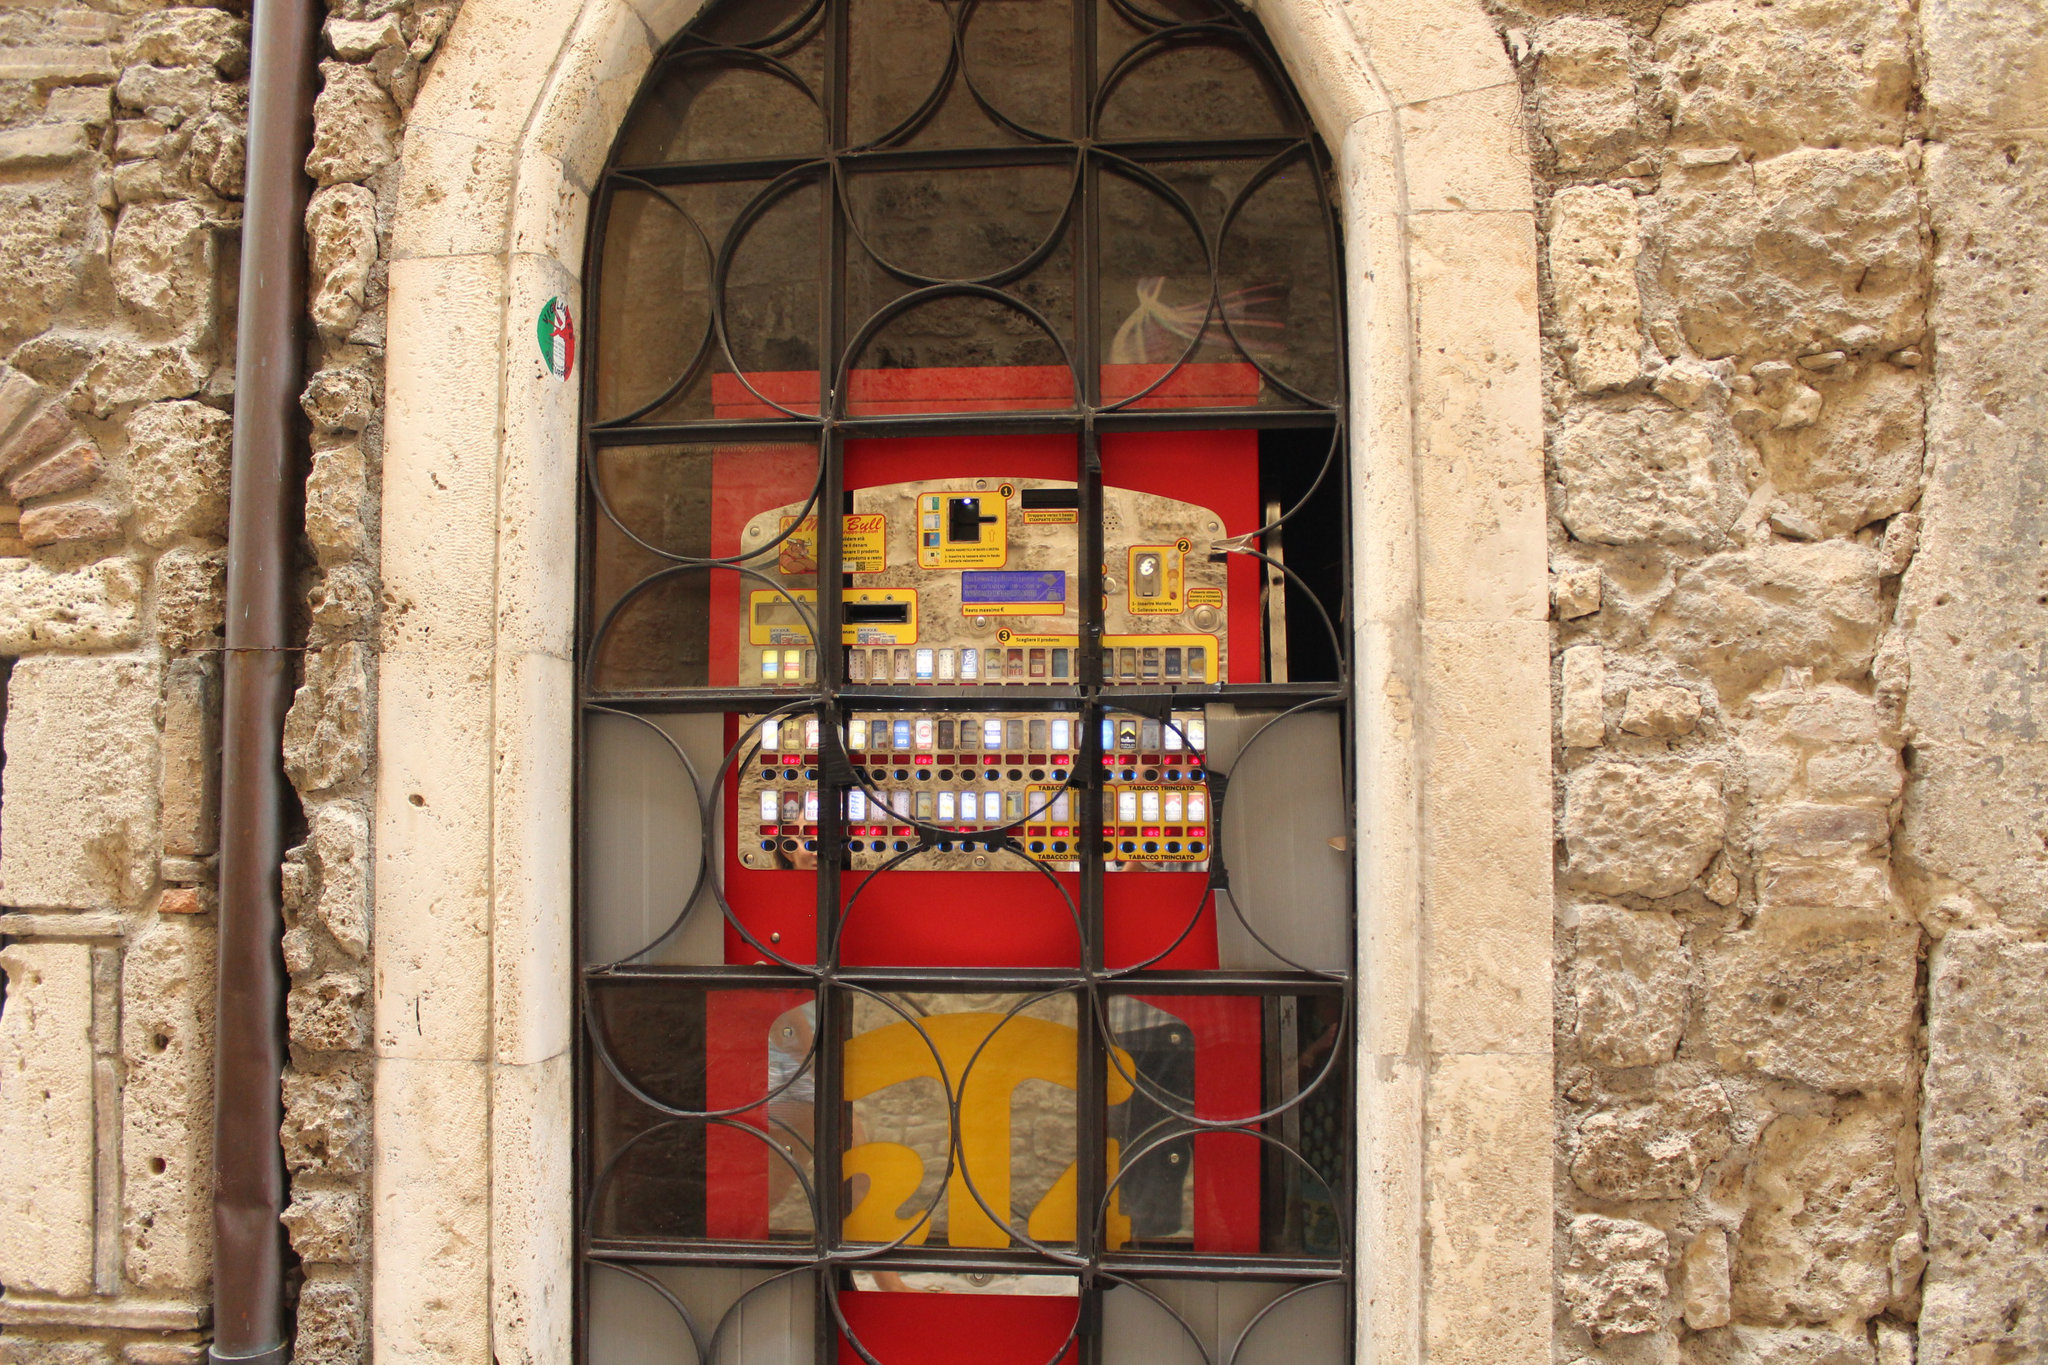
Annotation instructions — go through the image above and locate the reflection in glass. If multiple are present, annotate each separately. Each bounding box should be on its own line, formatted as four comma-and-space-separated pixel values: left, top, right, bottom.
1096, 34, 1296, 142
1100, 1279, 1344, 1365
589, 1263, 817, 1365
588, 984, 820, 1243
614, 55, 826, 166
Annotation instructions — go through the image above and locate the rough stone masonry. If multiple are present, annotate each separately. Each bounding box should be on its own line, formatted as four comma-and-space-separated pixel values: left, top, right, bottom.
0, 1, 2043, 1364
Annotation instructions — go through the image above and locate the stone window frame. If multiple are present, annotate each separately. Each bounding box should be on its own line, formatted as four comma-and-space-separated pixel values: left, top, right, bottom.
373, 1, 1551, 1363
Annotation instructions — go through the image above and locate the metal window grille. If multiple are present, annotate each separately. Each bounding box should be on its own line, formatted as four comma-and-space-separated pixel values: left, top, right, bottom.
575, 0, 1354, 1357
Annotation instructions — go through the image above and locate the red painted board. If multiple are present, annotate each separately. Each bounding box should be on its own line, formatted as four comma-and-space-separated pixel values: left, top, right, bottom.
838, 1291, 1080, 1365
703, 986, 814, 1241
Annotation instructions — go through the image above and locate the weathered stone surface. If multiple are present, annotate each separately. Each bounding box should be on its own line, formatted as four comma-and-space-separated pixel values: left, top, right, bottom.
0, 556, 143, 651
1550, 186, 1643, 393
305, 441, 368, 566
1554, 401, 1746, 548
1758, 366, 1925, 538
155, 545, 227, 652
161, 658, 218, 857
1554, 564, 1602, 619
1620, 686, 1702, 738
112, 201, 217, 332
1920, 933, 2048, 1365
1804, 745, 1903, 805
288, 971, 369, 1053
295, 1277, 366, 1365
1650, 542, 1884, 697
0, 176, 101, 349
1534, 18, 1640, 173
283, 1187, 367, 1264
1652, 0, 1914, 156
115, 64, 218, 125
127, 400, 232, 546
7, 439, 104, 501
122, 915, 215, 1291
284, 642, 371, 793
302, 365, 376, 434
1562, 1215, 1669, 1339
1703, 909, 1917, 1092
183, 109, 246, 198
22, 502, 122, 548
1753, 801, 1891, 862
310, 561, 376, 632
1571, 1082, 1732, 1201
81, 336, 214, 412
313, 802, 370, 959
1734, 1100, 1913, 1326
0, 123, 91, 168
0, 1340, 118, 1365
0, 401, 79, 478
1572, 904, 1688, 1068
327, 16, 403, 61
0, 943, 95, 1296
126, 8, 251, 75
307, 185, 379, 342
1562, 644, 1605, 748
306, 61, 398, 186
1658, 151, 1925, 360
0, 655, 162, 909
1723, 1327, 1877, 1365
1564, 760, 1726, 898
1680, 1228, 1732, 1330
282, 1067, 369, 1178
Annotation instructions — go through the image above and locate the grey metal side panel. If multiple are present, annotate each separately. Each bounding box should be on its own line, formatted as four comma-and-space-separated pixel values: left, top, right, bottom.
1206, 708, 1349, 973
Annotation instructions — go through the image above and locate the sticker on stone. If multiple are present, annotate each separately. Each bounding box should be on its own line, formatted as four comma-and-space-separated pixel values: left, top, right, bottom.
537, 297, 575, 378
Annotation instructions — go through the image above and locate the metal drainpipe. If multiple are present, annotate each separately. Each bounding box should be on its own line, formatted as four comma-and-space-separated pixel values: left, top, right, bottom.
214, 1, 319, 1362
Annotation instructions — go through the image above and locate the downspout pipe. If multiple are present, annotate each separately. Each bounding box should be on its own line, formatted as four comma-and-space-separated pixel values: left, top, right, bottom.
214, 2, 319, 1363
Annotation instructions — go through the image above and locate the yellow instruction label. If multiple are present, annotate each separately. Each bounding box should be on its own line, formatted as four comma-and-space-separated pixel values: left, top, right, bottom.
1020, 508, 1078, 525
778, 513, 887, 574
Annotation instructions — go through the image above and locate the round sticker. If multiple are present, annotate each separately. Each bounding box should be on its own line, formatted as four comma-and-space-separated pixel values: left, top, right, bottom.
537, 297, 575, 379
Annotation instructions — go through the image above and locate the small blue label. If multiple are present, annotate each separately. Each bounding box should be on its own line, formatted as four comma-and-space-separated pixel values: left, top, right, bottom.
961, 570, 1066, 604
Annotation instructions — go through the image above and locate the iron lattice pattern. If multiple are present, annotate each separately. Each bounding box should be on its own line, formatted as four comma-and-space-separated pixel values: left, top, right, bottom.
574, 0, 1354, 1357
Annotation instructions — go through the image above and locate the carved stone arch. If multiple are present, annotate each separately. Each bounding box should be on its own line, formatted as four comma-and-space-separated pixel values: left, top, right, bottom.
375, 2, 1548, 1362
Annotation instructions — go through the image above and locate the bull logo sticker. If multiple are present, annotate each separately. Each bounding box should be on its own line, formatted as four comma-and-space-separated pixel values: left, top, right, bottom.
537, 297, 575, 379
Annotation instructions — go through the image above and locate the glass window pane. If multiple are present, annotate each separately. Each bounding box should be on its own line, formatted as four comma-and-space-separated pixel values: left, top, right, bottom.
589, 1263, 817, 1365
1102, 1280, 1345, 1365
614, 51, 827, 166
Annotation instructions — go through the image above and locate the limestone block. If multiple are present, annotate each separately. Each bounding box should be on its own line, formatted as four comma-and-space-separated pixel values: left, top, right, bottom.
283, 1187, 366, 1264
282, 1067, 369, 1177
0, 1341, 118, 1365
1553, 400, 1746, 548
1874, 1325, 1912, 1365
1554, 565, 1602, 619
155, 545, 226, 652
0, 943, 95, 1296
296, 1277, 367, 1365
0, 179, 98, 350
0, 556, 143, 651
1658, 151, 1925, 360
1534, 18, 1642, 173
1562, 644, 1605, 748
1619, 686, 1702, 737
1703, 908, 1917, 1092
0, 401, 79, 480
1424, 1054, 1550, 1365
112, 201, 217, 334
114, 64, 217, 124
127, 400, 232, 546
1571, 904, 1688, 1068
1725, 1327, 1876, 1365
182, 110, 245, 198
1569, 1082, 1731, 1201
305, 442, 369, 567
1748, 681, 1882, 745
121, 915, 215, 1291
306, 61, 399, 186
1562, 1215, 1668, 1340
1757, 860, 1891, 914
313, 802, 370, 959
327, 16, 403, 60
0, 655, 162, 909
161, 658, 218, 857
0, 46, 118, 82
284, 642, 371, 794
0, 123, 91, 169
125, 9, 250, 75
23, 502, 123, 548
1653, 0, 1914, 156
302, 366, 376, 435
81, 337, 215, 413
307, 185, 379, 343
1650, 541, 1884, 697
1758, 366, 1925, 538
310, 562, 375, 633
1680, 1228, 1732, 1329
289, 972, 370, 1054
1734, 1100, 1913, 1326
1753, 802, 1891, 862
1920, 933, 2048, 1365
1563, 760, 1726, 898
1549, 187, 1643, 393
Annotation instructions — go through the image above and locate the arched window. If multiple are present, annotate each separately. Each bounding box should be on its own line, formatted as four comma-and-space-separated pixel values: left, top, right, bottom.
574, 0, 1353, 1356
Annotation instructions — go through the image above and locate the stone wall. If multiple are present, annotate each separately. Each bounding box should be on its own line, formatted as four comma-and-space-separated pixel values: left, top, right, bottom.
2, 1, 2047, 1364
0, 3, 244, 1361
